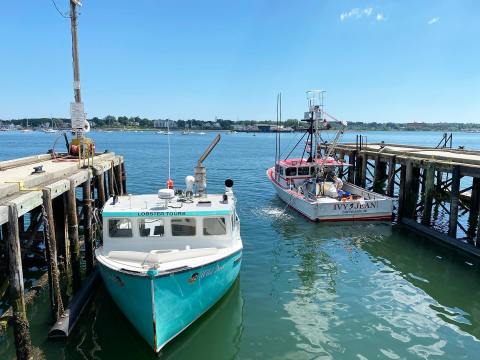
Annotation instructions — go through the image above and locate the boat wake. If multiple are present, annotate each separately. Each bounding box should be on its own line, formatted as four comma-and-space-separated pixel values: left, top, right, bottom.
254, 207, 293, 221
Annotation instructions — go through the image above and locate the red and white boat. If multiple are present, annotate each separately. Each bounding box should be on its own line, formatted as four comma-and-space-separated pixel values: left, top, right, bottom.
267, 91, 393, 222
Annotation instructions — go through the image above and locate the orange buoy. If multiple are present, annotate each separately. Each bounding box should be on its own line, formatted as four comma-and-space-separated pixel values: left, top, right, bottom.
167, 179, 174, 189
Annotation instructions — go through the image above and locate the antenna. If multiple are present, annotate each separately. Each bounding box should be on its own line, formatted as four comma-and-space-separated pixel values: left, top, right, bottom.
167, 120, 171, 180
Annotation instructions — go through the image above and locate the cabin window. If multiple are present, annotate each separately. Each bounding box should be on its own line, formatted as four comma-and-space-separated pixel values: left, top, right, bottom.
280, 167, 284, 176
171, 218, 196, 236
285, 167, 297, 176
138, 219, 165, 237
203, 217, 227, 236
108, 219, 133, 238
298, 167, 309, 176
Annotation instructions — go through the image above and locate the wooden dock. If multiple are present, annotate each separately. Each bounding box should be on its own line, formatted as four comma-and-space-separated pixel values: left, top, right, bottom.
0, 151, 125, 359
323, 138, 480, 257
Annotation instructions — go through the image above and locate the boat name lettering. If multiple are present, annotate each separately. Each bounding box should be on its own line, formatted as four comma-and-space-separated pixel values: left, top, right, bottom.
200, 264, 224, 279
137, 211, 186, 217
333, 201, 378, 212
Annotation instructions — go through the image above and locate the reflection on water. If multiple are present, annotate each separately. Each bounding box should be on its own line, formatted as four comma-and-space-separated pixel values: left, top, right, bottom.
272, 219, 480, 359
160, 278, 244, 359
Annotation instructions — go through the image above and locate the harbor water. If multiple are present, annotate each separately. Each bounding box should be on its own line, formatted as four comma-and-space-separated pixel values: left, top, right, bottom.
1, 130, 480, 359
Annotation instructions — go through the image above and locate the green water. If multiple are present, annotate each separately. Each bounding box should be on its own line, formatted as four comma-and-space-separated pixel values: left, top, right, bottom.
1, 131, 480, 359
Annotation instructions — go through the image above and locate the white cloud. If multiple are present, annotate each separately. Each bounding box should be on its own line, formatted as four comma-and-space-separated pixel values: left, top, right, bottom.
364, 8, 373, 16
340, 7, 385, 22
427, 17, 440, 25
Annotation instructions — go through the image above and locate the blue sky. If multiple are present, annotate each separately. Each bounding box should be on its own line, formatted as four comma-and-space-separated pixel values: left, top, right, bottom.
1, 0, 479, 123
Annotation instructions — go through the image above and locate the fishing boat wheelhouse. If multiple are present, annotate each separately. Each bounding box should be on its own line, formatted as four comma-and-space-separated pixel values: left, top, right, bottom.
267, 91, 393, 222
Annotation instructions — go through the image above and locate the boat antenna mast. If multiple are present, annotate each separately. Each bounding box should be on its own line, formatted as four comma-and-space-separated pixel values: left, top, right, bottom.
194, 134, 221, 197
274, 93, 282, 181
302, 90, 325, 164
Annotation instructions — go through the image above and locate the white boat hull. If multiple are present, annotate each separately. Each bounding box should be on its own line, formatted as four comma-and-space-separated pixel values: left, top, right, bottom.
267, 168, 393, 222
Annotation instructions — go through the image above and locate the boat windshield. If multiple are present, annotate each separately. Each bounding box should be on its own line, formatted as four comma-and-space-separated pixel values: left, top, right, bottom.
109, 219, 133, 238
285, 167, 297, 176
298, 167, 309, 175
203, 217, 227, 236
139, 218, 165, 237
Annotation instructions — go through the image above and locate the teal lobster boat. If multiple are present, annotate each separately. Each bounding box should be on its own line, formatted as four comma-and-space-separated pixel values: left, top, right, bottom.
96, 135, 243, 352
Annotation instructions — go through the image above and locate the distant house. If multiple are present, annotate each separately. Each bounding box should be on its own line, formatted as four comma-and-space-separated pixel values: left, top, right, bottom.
232, 124, 245, 131
257, 124, 272, 132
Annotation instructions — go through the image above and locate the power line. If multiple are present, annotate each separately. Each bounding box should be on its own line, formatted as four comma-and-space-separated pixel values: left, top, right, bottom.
50, 0, 70, 18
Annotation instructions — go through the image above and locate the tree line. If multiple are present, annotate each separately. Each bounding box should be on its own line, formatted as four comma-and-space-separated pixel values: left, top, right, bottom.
1, 116, 480, 131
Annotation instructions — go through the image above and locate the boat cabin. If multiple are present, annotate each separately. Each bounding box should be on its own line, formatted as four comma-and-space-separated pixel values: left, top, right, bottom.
101, 193, 240, 255
274, 157, 348, 188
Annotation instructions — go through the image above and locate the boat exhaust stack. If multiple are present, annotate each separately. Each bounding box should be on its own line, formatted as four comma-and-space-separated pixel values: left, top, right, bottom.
223, 179, 234, 203
194, 134, 221, 197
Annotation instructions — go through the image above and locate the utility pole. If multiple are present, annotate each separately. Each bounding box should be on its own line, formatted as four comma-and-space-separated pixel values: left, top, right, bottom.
69, 0, 88, 141
70, 0, 82, 104
67, 0, 93, 166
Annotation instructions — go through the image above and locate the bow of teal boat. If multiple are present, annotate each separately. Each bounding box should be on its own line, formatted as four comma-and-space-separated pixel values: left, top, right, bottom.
95, 135, 243, 352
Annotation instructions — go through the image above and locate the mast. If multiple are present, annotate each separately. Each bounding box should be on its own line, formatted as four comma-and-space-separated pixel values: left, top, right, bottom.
303, 90, 325, 163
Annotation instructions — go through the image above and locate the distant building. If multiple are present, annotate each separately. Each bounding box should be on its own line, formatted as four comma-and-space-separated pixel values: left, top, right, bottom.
257, 124, 272, 132
232, 124, 245, 131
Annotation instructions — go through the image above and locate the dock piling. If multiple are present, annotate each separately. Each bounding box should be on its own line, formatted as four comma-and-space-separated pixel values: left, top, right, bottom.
42, 189, 65, 321
467, 178, 480, 242
114, 164, 123, 195
97, 172, 106, 207
422, 162, 435, 226
7, 204, 33, 360
348, 151, 356, 184
448, 165, 461, 238
121, 162, 127, 194
360, 153, 367, 188
67, 179, 81, 291
108, 165, 115, 197
83, 178, 94, 275
386, 156, 396, 197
